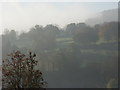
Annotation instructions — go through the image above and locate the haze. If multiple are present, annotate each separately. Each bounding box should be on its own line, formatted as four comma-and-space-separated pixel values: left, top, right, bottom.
0, 2, 118, 34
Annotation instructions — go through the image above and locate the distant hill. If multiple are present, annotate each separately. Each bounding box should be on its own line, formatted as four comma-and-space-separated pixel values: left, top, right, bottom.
86, 8, 118, 26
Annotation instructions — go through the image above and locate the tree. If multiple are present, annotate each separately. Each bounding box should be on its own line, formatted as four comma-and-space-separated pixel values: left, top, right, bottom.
2, 51, 47, 88
66, 23, 76, 35
99, 22, 118, 42
106, 78, 118, 88
73, 26, 99, 45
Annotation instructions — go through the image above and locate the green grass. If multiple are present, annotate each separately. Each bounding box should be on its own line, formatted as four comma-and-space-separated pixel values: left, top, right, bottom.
81, 49, 118, 56
56, 37, 73, 42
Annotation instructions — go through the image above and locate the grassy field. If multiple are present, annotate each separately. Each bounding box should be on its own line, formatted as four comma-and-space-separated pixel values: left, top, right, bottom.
56, 37, 73, 42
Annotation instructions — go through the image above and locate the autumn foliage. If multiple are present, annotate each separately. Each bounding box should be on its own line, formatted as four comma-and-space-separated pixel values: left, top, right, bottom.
2, 51, 47, 88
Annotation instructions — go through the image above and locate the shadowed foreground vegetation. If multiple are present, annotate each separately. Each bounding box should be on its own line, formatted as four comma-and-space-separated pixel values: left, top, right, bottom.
2, 51, 47, 88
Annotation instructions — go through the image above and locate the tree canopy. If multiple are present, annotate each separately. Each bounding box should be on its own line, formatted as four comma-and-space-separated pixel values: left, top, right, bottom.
2, 51, 47, 88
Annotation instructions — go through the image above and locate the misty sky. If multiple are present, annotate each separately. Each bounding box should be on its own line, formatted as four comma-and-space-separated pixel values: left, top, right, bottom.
0, 2, 118, 34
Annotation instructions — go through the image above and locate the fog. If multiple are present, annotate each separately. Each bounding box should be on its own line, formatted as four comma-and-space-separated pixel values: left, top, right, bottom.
1, 2, 119, 88
1, 2, 118, 34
